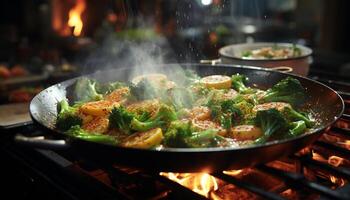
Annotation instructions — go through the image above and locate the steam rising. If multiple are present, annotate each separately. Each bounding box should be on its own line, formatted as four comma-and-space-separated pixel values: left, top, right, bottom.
81, 34, 184, 81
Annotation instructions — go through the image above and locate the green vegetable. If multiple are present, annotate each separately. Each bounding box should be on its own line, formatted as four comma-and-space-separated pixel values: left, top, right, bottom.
130, 104, 177, 132
66, 125, 118, 145
163, 120, 222, 148
97, 81, 127, 94
168, 87, 194, 110
242, 51, 252, 57
282, 107, 314, 128
231, 74, 254, 94
74, 78, 103, 102
207, 99, 243, 129
129, 79, 166, 101
163, 120, 192, 147
109, 106, 135, 134
292, 44, 302, 57
288, 120, 307, 136
109, 104, 177, 133
261, 77, 306, 106
56, 99, 82, 131
254, 109, 288, 144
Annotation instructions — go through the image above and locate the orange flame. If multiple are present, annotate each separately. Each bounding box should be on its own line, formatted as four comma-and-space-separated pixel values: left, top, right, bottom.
328, 156, 344, 167
330, 175, 346, 187
160, 172, 218, 198
223, 170, 243, 176
312, 151, 327, 162
68, 0, 86, 36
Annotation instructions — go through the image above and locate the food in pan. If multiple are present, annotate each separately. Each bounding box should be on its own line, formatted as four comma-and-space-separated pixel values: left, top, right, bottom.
55, 70, 315, 149
241, 44, 302, 59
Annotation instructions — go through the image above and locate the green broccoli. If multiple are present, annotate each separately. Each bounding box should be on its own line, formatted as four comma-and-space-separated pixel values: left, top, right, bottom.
163, 120, 192, 147
163, 120, 222, 148
282, 107, 315, 128
183, 69, 201, 85
66, 125, 118, 145
184, 129, 223, 148
109, 104, 177, 133
288, 120, 307, 136
109, 106, 135, 134
168, 87, 194, 110
56, 99, 82, 131
74, 78, 103, 102
254, 109, 288, 144
130, 104, 177, 132
129, 79, 159, 100
207, 99, 243, 129
261, 77, 306, 106
96, 81, 127, 94
231, 74, 254, 93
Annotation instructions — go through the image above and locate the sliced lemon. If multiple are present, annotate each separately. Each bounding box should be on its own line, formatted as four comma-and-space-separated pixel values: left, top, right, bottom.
200, 75, 232, 89
122, 128, 163, 149
230, 125, 262, 141
80, 100, 119, 116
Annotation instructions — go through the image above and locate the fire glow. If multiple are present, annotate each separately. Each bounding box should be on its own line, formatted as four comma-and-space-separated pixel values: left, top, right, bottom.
160, 172, 219, 198
68, 0, 86, 36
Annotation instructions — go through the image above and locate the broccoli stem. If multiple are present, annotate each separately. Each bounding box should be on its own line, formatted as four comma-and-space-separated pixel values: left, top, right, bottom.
75, 134, 118, 145
288, 121, 307, 136
130, 118, 163, 132
283, 107, 314, 128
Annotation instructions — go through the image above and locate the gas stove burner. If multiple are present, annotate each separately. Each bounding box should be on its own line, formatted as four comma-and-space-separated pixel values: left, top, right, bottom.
1, 74, 350, 200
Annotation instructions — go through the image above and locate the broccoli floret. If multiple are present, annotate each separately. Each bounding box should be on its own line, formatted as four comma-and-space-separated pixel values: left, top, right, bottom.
109, 106, 135, 134
163, 120, 192, 147
207, 99, 242, 129
129, 79, 160, 100
261, 77, 306, 106
288, 120, 307, 136
56, 99, 82, 131
130, 104, 177, 132
74, 78, 103, 102
184, 129, 224, 148
109, 104, 177, 133
96, 81, 127, 94
231, 74, 254, 94
168, 87, 194, 110
254, 109, 288, 144
183, 69, 201, 84
163, 120, 222, 148
282, 107, 315, 128
66, 125, 118, 145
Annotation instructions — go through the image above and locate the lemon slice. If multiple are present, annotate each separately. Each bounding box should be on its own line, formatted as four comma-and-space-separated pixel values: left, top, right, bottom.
80, 100, 119, 116
200, 75, 232, 89
230, 125, 262, 141
123, 128, 163, 149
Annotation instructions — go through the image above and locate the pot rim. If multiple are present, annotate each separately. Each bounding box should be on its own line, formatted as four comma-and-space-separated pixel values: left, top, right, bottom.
219, 42, 313, 62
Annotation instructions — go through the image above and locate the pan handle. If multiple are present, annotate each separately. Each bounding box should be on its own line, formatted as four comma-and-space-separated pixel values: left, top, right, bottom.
14, 134, 70, 150
270, 66, 293, 73
200, 59, 221, 65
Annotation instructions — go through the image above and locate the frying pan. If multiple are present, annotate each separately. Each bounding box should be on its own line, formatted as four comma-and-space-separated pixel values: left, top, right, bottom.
15, 64, 344, 172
